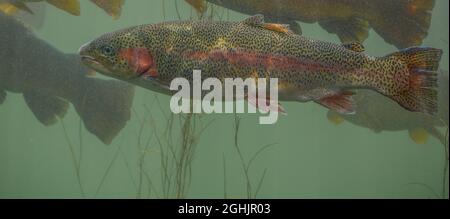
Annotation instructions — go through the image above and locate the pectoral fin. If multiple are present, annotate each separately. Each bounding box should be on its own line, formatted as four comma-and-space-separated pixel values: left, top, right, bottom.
23, 92, 69, 126
316, 91, 356, 114
46, 0, 80, 16
319, 17, 370, 44
409, 128, 429, 144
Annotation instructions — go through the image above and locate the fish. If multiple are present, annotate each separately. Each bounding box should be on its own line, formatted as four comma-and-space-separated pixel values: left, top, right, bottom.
186, 0, 436, 49
327, 71, 448, 145
0, 0, 80, 16
0, 0, 124, 18
90, 0, 124, 20
0, 0, 46, 30
0, 12, 135, 145
78, 15, 443, 117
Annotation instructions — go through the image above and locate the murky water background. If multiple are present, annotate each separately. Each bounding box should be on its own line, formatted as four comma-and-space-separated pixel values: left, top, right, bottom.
0, 0, 448, 198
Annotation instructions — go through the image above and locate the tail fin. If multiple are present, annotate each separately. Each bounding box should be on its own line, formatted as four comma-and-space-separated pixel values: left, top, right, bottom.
387, 47, 442, 115
371, 0, 435, 48
73, 78, 135, 145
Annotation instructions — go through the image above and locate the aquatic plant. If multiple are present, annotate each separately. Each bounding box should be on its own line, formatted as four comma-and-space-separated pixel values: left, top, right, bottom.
403, 125, 449, 199
125, 95, 213, 199
228, 115, 276, 199
60, 118, 86, 198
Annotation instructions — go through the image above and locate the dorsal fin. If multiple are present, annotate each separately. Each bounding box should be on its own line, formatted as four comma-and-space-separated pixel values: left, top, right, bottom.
243, 14, 265, 26
342, 42, 365, 52
262, 23, 293, 34
243, 14, 293, 34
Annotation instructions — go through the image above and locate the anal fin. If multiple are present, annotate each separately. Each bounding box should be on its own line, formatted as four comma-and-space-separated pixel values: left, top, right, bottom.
316, 91, 356, 114
23, 92, 69, 126
319, 17, 370, 44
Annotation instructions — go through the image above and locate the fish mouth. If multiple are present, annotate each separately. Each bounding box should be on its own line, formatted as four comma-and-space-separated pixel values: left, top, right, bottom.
80, 55, 110, 73
80, 55, 100, 65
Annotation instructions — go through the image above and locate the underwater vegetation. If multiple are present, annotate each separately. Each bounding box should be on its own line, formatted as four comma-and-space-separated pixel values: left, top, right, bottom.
228, 115, 275, 199
119, 99, 214, 199
0, 12, 135, 144
186, 0, 436, 49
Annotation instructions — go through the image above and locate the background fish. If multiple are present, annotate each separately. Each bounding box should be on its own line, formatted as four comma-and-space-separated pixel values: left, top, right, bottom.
0, 0, 124, 18
0, 0, 46, 29
0, 12, 135, 144
186, 0, 436, 49
327, 71, 448, 145
90, 0, 124, 20
79, 15, 442, 116
0, 0, 80, 15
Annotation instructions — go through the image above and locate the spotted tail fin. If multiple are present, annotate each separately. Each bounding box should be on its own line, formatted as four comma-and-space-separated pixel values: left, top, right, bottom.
387, 47, 443, 115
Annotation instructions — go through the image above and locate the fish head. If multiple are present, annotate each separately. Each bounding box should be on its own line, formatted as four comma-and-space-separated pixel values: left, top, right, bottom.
79, 27, 156, 81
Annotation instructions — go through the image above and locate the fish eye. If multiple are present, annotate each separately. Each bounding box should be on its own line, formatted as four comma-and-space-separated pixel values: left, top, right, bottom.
101, 46, 115, 56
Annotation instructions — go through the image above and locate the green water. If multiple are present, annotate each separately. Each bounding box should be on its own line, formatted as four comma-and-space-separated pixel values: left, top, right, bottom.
0, 0, 448, 198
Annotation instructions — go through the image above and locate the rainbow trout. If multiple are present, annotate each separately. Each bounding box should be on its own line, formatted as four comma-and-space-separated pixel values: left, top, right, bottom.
79, 15, 442, 115
187, 0, 436, 49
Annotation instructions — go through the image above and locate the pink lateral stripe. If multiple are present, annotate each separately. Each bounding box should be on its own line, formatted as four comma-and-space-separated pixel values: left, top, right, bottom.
183, 49, 337, 72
